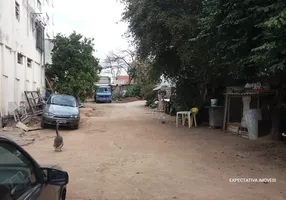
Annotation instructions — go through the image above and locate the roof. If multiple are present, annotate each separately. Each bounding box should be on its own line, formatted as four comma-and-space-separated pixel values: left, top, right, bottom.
224, 91, 278, 96
96, 76, 111, 84
153, 85, 162, 91
153, 84, 173, 91
97, 84, 110, 88
96, 83, 110, 86
114, 76, 130, 85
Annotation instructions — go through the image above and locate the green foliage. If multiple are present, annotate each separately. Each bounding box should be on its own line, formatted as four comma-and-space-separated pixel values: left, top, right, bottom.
149, 102, 158, 108
46, 32, 101, 101
140, 83, 156, 105
112, 92, 124, 101
124, 84, 141, 98
121, 0, 286, 108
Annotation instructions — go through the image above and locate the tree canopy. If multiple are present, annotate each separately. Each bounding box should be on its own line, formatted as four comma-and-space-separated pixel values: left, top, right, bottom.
103, 49, 137, 84
121, 0, 286, 108
46, 32, 101, 101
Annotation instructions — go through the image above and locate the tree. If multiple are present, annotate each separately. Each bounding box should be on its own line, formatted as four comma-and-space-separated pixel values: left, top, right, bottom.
103, 49, 138, 84
46, 32, 101, 101
122, 0, 286, 139
121, 0, 222, 108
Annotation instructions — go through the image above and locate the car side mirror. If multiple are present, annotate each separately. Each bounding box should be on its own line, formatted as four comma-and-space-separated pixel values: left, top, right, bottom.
78, 103, 84, 108
41, 168, 69, 186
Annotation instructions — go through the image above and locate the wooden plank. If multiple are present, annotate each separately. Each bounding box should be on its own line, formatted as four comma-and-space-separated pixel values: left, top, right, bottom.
257, 94, 260, 108
227, 97, 231, 127
30, 92, 37, 106
24, 91, 35, 114
45, 76, 53, 92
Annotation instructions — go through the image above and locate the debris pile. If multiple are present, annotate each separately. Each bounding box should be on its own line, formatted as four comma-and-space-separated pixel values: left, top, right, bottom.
1, 90, 44, 132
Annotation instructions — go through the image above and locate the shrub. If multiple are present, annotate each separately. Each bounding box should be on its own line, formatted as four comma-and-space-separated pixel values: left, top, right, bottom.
140, 84, 156, 106
149, 103, 158, 108
112, 92, 124, 101
125, 84, 141, 98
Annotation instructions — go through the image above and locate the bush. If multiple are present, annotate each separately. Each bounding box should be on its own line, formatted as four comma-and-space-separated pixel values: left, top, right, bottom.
125, 84, 141, 98
140, 84, 156, 107
146, 99, 154, 107
112, 92, 124, 101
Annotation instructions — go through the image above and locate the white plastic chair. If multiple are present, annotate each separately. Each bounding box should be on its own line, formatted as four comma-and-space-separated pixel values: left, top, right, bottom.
176, 107, 198, 128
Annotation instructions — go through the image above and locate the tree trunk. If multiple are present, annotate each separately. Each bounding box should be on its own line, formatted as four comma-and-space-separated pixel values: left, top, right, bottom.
270, 107, 282, 141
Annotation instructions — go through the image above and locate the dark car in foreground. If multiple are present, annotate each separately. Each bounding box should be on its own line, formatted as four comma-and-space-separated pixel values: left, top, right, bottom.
41, 94, 81, 129
0, 135, 69, 200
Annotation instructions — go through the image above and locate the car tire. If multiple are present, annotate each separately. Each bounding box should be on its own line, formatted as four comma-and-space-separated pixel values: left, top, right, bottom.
60, 188, 67, 200
41, 120, 46, 129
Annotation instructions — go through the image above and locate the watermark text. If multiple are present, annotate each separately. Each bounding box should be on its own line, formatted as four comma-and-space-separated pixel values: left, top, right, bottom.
229, 178, 276, 183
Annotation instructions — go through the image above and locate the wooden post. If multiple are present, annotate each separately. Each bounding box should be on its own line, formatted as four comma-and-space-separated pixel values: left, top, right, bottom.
257, 94, 260, 108
45, 76, 53, 93
223, 94, 229, 131
227, 97, 231, 126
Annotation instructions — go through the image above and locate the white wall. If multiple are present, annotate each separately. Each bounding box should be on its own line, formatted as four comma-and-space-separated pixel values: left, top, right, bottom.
0, 0, 54, 116
45, 38, 53, 64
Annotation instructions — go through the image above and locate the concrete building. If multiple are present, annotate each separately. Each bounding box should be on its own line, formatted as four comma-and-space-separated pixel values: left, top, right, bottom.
114, 75, 131, 85
95, 76, 111, 86
0, 0, 54, 116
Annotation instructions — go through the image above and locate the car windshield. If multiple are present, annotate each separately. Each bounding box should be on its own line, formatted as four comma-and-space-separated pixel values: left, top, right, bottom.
49, 95, 77, 107
97, 87, 110, 93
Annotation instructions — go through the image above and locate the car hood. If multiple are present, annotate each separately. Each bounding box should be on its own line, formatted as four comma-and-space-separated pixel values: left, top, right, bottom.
96, 92, 111, 96
45, 104, 79, 116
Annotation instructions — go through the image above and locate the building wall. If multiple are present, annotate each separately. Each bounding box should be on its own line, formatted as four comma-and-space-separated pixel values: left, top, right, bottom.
44, 38, 53, 64
95, 76, 111, 85
0, 0, 54, 116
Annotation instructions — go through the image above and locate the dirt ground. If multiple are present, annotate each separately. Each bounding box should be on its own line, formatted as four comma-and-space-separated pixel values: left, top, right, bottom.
23, 101, 286, 200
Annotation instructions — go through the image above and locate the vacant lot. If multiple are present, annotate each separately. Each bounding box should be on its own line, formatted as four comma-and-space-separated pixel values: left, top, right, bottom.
24, 101, 286, 200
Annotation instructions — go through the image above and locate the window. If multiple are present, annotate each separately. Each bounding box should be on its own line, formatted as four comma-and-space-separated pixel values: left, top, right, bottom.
0, 143, 37, 199
48, 95, 77, 107
15, 1, 20, 21
37, 0, 41, 11
97, 87, 110, 93
35, 22, 44, 51
17, 53, 24, 64
27, 58, 32, 68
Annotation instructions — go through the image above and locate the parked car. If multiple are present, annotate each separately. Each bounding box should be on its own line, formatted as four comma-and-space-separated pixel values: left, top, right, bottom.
94, 85, 112, 103
41, 94, 81, 129
0, 134, 69, 200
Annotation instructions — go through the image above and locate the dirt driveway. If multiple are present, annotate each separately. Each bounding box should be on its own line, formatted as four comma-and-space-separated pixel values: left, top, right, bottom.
24, 101, 286, 200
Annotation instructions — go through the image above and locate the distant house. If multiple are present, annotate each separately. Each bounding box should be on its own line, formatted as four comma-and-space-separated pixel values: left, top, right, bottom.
111, 75, 135, 95
95, 76, 111, 86
114, 75, 134, 85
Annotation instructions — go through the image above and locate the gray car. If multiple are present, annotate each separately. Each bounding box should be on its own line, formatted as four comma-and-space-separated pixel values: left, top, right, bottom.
41, 94, 80, 129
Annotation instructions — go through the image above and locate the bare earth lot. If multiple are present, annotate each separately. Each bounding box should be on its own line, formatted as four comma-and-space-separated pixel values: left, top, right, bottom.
24, 101, 286, 200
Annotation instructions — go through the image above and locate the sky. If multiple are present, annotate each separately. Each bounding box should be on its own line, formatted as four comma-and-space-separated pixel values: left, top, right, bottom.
53, 0, 130, 65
